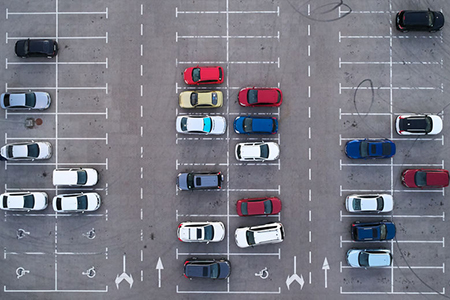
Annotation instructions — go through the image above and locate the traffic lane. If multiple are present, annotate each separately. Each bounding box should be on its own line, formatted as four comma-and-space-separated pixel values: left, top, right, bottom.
393, 192, 446, 215
2, 164, 54, 188
340, 165, 392, 191
340, 115, 392, 140
58, 65, 107, 88
228, 64, 281, 90
55, 140, 108, 163
5, 64, 56, 87
339, 38, 391, 63
57, 114, 107, 138
393, 217, 444, 240
341, 268, 392, 292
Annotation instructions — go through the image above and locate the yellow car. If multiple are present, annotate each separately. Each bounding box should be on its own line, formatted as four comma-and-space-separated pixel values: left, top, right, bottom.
179, 90, 223, 108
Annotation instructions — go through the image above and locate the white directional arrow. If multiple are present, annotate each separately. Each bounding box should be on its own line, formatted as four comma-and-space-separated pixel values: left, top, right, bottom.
115, 254, 133, 289
286, 256, 304, 290
156, 257, 164, 288
322, 257, 330, 288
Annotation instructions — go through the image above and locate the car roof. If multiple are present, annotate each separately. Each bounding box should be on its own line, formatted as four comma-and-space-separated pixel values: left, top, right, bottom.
12, 144, 29, 157
187, 117, 205, 131
193, 173, 219, 187
257, 89, 279, 103
240, 144, 261, 158
426, 171, 449, 186
200, 67, 220, 81
360, 198, 378, 211
254, 229, 281, 244
246, 201, 266, 214
368, 252, 391, 267
403, 11, 431, 26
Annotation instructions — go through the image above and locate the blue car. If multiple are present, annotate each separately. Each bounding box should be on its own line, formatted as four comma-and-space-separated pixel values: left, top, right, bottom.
233, 116, 278, 134
345, 139, 395, 159
351, 221, 396, 241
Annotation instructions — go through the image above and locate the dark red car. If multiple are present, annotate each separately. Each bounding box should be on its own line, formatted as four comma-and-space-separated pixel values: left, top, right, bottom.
236, 197, 281, 216
183, 66, 224, 85
238, 87, 283, 107
401, 169, 449, 188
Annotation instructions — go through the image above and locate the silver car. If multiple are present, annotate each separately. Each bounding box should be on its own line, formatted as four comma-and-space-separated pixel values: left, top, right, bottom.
347, 249, 392, 268
1, 92, 51, 110
0, 141, 52, 160
235, 141, 280, 161
176, 115, 226, 135
177, 221, 225, 243
235, 222, 284, 248
0, 192, 48, 211
52, 193, 101, 213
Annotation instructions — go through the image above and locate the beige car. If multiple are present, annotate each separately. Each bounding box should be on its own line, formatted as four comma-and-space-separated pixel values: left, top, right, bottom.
179, 90, 223, 108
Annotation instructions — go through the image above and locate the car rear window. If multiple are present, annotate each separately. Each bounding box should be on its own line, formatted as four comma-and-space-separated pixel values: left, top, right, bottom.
27, 144, 39, 158
23, 195, 35, 208
203, 117, 212, 133
7, 145, 13, 158
180, 117, 188, 131
359, 252, 369, 267
246, 231, 255, 245
187, 173, 194, 189
3, 196, 8, 208
211, 93, 218, 105
243, 118, 253, 132
192, 68, 201, 82
260, 144, 269, 158
77, 195, 88, 210
360, 141, 368, 157
204, 225, 214, 240
56, 198, 62, 210
376, 197, 384, 210
352, 199, 361, 211
276, 90, 281, 103
25, 93, 36, 108
380, 225, 387, 240
190, 93, 198, 106
77, 170, 88, 185
263, 200, 273, 214
218, 68, 222, 80
3, 94, 10, 107
247, 90, 258, 104
210, 264, 219, 279
414, 171, 427, 187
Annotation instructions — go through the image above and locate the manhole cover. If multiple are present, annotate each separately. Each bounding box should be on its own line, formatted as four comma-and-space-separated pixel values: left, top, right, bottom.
35, 118, 43, 125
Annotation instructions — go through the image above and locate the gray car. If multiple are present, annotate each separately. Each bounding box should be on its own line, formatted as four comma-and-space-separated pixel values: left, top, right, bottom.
177, 172, 224, 190
346, 249, 392, 268
1, 92, 51, 110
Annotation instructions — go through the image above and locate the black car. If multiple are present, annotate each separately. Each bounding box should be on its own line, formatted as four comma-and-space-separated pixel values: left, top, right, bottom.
351, 221, 396, 241
396, 9, 445, 32
177, 171, 223, 191
183, 258, 230, 279
15, 39, 58, 58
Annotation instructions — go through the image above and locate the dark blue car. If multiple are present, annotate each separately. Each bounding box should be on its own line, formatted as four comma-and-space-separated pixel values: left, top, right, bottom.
233, 116, 278, 134
351, 221, 396, 241
345, 139, 395, 159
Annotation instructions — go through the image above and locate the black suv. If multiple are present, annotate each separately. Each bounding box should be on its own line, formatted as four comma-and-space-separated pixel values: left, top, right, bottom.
183, 258, 230, 279
177, 171, 223, 190
15, 39, 58, 58
396, 9, 444, 32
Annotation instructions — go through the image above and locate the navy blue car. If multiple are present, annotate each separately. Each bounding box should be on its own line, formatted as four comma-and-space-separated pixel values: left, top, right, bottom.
233, 116, 278, 134
351, 221, 396, 241
183, 258, 230, 279
345, 139, 395, 159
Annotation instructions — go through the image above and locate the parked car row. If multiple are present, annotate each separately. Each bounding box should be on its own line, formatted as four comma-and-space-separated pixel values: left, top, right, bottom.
178, 66, 283, 279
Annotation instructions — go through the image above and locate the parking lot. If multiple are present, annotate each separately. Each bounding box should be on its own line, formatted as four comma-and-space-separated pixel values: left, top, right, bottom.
0, 0, 450, 299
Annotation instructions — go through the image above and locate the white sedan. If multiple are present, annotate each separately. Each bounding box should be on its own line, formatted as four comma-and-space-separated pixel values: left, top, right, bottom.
0, 141, 52, 160
235, 222, 284, 248
235, 141, 280, 161
0, 192, 48, 211
52, 193, 101, 213
395, 114, 442, 135
177, 221, 225, 243
53, 168, 99, 187
345, 194, 393, 213
176, 115, 226, 135
1, 92, 51, 110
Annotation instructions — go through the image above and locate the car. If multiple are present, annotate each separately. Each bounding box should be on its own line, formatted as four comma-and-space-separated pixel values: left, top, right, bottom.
233, 116, 278, 134
236, 197, 282, 216
177, 221, 225, 243
395, 114, 443, 135
396, 9, 444, 32
15, 39, 58, 58
0, 192, 48, 211
238, 87, 282, 107
52, 193, 101, 213
183, 258, 230, 279
345, 139, 396, 159
346, 249, 392, 268
179, 90, 223, 108
235, 141, 280, 161
0, 141, 52, 160
53, 168, 99, 187
345, 194, 393, 213
176, 115, 226, 135
401, 169, 449, 188
351, 221, 396, 241
1, 92, 51, 110
177, 172, 224, 191
183, 66, 224, 85
235, 222, 284, 248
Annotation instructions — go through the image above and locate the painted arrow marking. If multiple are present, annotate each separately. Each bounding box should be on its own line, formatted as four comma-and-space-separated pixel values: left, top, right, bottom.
322, 257, 330, 288
156, 257, 164, 288
286, 256, 304, 290
115, 253, 133, 289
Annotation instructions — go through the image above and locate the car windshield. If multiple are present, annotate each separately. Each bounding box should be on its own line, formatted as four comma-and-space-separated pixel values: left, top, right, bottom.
359, 252, 369, 267
186, 173, 194, 189
243, 118, 253, 132
360, 141, 368, 157
2, 196, 7, 208
203, 225, 214, 241
27, 144, 39, 158
382, 143, 391, 155
23, 195, 35, 208
190, 93, 198, 106
203, 117, 212, 133
3, 94, 10, 107
192, 68, 201, 82
7, 146, 13, 158
352, 199, 361, 211
380, 224, 387, 240
77, 170, 88, 185
247, 90, 258, 104
263, 200, 273, 214
180, 117, 188, 131
240, 202, 248, 215
428, 11, 434, 27
376, 197, 384, 210
210, 264, 219, 279
246, 231, 255, 245
260, 144, 269, 158
25, 93, 36, 107
415, 171, 427, 187
77, 195, 88, 210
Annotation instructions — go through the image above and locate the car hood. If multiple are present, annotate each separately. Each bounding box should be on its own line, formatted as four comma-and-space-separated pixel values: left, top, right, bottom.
385, 223, 396, 240
233, 117, 245, 133
177, 173, 189, 190
218, 261, 231, 279
179, 91, 194, 108
429, 115, 443, 135
84, 168, 99, 186
209, 116, 227, 134
345, 140, 362, 158
368, 253, 391, 267
34, 92, 51, 109
36, 142, 52, 159
235, 228, 250, 248
15, 40, 27, 56
402, 169, 417, 187
267, 143, 280, 160
212, 222, 226, 242
258, 89, 279, 104
346, 250, 360, 267
427, 171, 449, 187
433, 11, 445, 29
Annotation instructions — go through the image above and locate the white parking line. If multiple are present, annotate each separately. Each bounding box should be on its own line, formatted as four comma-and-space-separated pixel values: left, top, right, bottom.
339, 32, 443, 40
340, 210, 445, 221
177, 249, 280, 258
6, 60, 108, 68
6, 110, 108, 118
6, 9, 108, 17
339, 84, 441, 94
176, 8, 279, 16
176, 286, 281, 294
177, 33, 279, 40
6, 84, 108, 93
340, 237, 444, 248
340, 286, 444, 295
339, 59, 443, 68
6, 34, 108, 42
340, 160, 444, 168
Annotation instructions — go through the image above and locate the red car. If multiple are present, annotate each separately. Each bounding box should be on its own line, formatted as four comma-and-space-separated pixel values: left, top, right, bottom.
236, 197, 282, 216
183, 66, 224, 85
401, 169, 449, 188
238, 87, 283, 107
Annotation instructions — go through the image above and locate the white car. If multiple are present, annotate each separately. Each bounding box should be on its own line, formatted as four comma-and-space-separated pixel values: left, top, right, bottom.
177, 221, 225, 243
235, 222, 284, 248
53, 168, 99, 187
176, 115, 226, 135
0, 141, 52, 160
1, 92, 51, 110
0, 192, 48, 211
235, 141, 280, 161
52, 193, 101, 213
347, 249, 392, 268
395, 114, 443, 135
345, 194, 393, 213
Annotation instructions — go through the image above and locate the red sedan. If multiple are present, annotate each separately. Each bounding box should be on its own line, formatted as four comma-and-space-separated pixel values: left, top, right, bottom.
401, 169, 449, 188
183, 66, 224, 85
236, 197, 282, 216
238, 87, 282, 107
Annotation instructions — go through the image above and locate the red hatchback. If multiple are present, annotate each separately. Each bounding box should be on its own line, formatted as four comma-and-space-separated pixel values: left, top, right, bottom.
236, 197, 282, 216
238, 87, 282, 107
401, 169, 449, 188
183, 66, 224, 85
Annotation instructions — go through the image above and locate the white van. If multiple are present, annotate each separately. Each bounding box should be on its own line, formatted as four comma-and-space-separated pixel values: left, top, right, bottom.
53, 168, 99, 187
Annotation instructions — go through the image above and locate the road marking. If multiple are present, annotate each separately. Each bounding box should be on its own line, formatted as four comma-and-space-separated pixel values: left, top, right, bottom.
177, 34, 279, 39
340, 210, 445, 220
340, 286, 444, 295
156, 258, 164, 288
115, 254, 133, 289
176, 9, 278, 15
286, 256, 304, 290
7, 34, 109, 41
322, 258, 329, 288
176, 286, 281, 294
340, 237, 444, 246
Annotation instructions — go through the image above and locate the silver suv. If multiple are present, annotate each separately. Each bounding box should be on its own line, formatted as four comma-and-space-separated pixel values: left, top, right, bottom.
177, 172, 224, 191
235, 222, 285, 248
